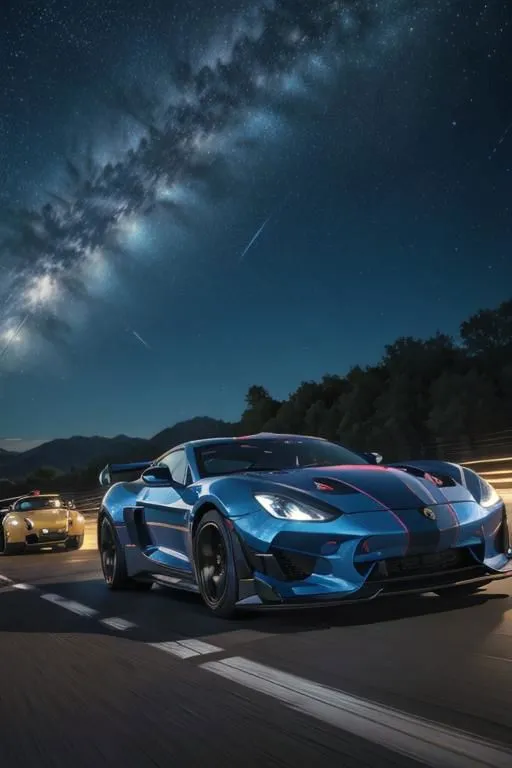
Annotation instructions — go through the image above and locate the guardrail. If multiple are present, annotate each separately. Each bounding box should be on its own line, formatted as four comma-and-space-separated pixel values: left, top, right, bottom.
64, 490, 103, 515
462, 457, 512, 488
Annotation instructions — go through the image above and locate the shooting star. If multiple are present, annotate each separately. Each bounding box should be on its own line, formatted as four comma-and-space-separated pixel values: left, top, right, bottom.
0, 314, 28, 362
238, 191, 293, 263
131, 330, 151, 350
488, 118, 512, 159
239, 214, 273, 263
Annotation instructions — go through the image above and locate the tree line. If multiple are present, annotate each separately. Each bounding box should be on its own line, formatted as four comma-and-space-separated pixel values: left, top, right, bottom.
3, 297, 511, 496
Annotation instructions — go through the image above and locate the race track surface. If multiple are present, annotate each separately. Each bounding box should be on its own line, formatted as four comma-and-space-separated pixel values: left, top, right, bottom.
0, 491, 511, 768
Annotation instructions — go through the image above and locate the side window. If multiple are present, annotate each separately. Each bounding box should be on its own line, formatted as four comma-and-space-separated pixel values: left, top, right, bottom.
159, 450, 189, 486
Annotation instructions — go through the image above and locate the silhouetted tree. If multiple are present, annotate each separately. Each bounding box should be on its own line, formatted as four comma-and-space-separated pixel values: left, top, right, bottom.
240, 386, 281, 433
428, 370, 501, 453
460, 298, 512, 358
4, 296, 512, 491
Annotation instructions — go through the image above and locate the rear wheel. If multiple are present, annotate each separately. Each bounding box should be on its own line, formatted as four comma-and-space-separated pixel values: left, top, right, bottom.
194, 509, 238, 618
65, 534, 84, 550
99, 515, 151, 591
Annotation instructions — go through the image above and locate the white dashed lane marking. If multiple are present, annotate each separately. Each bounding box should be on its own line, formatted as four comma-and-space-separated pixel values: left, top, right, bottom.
201, 656, 512, 768
0, 573, 140, 629
100, 617, 137, 631
40, 593, 99, 617
3, 570, 512, 766
151, 639, 223, 659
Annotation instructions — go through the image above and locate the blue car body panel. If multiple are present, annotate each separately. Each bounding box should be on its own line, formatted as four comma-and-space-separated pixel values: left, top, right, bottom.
99, 435, 512, 608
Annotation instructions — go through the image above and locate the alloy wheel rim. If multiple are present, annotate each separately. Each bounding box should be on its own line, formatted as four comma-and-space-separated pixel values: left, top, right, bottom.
100, 524, 116, 582
197, 522, 227, 607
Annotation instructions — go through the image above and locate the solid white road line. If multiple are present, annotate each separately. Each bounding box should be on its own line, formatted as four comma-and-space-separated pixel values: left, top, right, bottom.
201, 657, 512, 768
151, 639, 222, 659
100, 617, 137, 631
40, 593, 98, 617
12, 582, 37, 590
0, 575, 12, 583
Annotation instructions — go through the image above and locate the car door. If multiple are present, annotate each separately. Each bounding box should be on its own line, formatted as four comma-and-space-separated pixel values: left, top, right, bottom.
137, 448, 194, 576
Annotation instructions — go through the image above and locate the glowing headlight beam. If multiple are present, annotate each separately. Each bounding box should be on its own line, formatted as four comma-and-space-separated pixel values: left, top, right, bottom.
254, 493, 333, 521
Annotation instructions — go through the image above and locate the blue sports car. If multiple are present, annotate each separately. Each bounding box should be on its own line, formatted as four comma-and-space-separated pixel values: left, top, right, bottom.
97, 433, 512, 617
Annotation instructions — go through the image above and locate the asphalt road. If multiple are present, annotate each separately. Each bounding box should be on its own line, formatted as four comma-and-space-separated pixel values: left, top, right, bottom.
1, 494, 512, 768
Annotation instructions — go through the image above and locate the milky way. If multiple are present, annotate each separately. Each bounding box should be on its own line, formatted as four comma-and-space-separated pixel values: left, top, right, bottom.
0, 0, 435, 365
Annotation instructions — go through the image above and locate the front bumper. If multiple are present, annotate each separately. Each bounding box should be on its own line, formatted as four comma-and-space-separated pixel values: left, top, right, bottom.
25, 530, 68, 546
233, 500, 512, 609
236, 561, 512, 609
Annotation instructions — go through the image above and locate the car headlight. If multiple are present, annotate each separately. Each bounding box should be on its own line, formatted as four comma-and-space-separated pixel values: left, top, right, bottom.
254, 493, 334, 521
480, 478, 501, 508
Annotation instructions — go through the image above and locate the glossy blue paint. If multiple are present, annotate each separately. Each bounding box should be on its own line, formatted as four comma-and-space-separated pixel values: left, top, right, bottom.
97, 433, 512, 609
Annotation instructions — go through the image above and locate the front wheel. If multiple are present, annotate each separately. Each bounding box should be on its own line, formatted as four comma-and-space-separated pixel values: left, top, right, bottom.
193, 510, 238, 618
0, 524, 24, 555
65, 534, 84, 550
99, 515, 151, 591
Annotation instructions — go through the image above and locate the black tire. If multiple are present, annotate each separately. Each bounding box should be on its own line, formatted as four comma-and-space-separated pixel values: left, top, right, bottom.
98, 514, 152, 591
434, 583, 486, 598
65, 534, 84, 550
0, 524, 24, 555
193, 509, 238, 618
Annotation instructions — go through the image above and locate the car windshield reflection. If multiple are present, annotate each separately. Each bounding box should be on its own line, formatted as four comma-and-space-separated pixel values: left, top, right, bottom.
195, 438, 367, 478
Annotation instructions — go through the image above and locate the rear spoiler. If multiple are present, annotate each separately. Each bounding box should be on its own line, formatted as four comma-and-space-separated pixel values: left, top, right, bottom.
99, 461, 152, 487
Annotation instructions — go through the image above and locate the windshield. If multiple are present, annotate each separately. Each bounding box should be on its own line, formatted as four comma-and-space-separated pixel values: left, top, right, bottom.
16, 497, 63, 512
195, 438, 367, 478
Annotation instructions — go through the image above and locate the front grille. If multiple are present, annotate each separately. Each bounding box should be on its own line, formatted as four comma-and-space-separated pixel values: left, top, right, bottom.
26, 530, 67, 544
271, 549, 316, 581
368, 547, 475, 582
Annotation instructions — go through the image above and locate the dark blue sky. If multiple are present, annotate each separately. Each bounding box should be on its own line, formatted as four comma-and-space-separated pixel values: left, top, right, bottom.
1, 0, 511, 451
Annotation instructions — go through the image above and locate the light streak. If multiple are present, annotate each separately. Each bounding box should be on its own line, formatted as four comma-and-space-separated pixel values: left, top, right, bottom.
131, 330, 151, 350
0, 315, 29, 362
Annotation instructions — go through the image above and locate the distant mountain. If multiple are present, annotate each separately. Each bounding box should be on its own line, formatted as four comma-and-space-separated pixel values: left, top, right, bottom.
0, 435, 148, 479
150, 417, 236, 454
0, 417, 236, 480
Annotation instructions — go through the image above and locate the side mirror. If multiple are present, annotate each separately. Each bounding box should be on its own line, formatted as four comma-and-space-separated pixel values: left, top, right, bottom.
99, 466, 112, 487
141, 465, 174, 487
362, 451, 383, 465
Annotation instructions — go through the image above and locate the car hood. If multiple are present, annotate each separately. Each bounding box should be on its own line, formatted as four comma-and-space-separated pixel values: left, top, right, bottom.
242, 465, 476, 513
14, 507, 69, 528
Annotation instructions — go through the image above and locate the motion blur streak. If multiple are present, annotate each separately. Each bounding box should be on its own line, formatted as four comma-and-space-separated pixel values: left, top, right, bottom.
202, 656, 512, 768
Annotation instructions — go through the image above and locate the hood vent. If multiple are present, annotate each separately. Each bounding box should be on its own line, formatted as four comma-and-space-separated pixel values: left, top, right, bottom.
392, 465, 457, 488
313, 478, 357, 495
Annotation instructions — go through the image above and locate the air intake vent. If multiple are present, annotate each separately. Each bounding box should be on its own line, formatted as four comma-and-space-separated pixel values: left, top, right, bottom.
393, 466, 457, 488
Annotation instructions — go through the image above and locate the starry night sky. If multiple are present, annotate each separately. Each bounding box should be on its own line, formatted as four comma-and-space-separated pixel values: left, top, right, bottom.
1, 0, 511, 451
